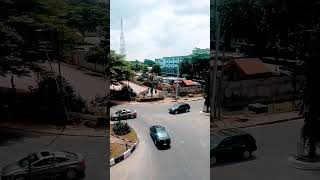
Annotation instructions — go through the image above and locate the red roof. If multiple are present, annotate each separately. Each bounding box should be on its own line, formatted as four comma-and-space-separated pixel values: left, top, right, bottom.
181, 80, 195, 86
227, 58, 272, 75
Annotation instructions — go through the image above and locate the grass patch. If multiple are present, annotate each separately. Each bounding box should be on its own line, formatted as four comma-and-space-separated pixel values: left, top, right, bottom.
121, 128, 138, 142
110, 143, 126, 159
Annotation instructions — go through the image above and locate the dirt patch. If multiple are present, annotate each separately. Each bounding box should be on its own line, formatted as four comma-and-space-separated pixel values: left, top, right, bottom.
110, 143, 127, 159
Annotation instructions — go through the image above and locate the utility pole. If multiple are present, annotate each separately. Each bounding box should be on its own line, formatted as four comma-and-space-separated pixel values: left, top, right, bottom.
175, 68, 179, 100
211, 0, 220, 123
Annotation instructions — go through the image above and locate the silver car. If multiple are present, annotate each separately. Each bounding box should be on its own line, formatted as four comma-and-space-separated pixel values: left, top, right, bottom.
111, 109, 137, 121
1, 150, 85, 180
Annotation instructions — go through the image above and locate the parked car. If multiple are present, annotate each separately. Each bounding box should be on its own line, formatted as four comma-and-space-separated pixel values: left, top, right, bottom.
111, 109, 137, 121
169, 103, 190, 114
149, 125, 171, 148
211, 129, 257, 166
1, 150, 85, 180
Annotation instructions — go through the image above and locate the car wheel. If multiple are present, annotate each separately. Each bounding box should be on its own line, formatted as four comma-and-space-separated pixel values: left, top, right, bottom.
154, 140, 157, 146
66, 169, 78, 179
14, 175, 27, 180
175, 110, 179, 114
211, 156, 217, 166
243, 150, 251, 159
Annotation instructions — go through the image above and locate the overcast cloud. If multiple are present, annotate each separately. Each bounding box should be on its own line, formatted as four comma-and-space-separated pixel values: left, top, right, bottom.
110, 0, 210, 61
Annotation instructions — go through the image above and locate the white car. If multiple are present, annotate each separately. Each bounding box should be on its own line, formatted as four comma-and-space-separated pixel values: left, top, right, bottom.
111, 109, 137, 121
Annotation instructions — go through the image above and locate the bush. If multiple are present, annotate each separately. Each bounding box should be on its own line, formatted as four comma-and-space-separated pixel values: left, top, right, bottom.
111, 85, 136, 101
112, 121, 131, 135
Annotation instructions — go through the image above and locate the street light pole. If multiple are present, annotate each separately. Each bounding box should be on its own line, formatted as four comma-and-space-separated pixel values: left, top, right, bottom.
175, 67, 179, 100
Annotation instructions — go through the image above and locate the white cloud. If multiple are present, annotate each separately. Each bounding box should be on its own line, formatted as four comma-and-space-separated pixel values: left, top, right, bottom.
110, 0, 210, 61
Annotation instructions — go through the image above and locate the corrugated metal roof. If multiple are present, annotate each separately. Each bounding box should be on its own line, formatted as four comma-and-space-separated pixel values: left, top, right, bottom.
231, 58, 272, 75
181, 80, 195, 86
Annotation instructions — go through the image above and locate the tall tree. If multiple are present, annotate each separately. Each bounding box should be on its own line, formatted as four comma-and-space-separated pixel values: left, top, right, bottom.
151, 64, 162, 75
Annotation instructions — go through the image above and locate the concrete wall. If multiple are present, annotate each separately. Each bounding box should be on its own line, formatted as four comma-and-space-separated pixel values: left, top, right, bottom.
71, 50, 106, 73
179, 86, 202, 94
223, 75, 305, 107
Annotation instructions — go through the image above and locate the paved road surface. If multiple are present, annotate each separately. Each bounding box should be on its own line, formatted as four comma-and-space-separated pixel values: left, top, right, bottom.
0, 128, 108, 180
211, 119, 320, 180
110, 100, 210, 180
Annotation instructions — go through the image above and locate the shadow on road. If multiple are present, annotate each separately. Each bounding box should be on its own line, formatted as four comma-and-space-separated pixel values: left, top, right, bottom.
212, 156, 257, 168
0, 128, 35, 146
156, 145, 171, 150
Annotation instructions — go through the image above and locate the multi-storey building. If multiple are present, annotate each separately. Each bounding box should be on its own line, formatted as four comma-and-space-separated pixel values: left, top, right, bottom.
155, 56, 188, 76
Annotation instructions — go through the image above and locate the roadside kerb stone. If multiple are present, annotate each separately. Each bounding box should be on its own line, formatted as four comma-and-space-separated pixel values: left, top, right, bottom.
110, 136, 139, 167
288, 155, 320, 170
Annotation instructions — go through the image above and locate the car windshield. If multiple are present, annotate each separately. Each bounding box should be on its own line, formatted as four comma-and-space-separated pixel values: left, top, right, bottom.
211, 134, 224, 147
19, 153, 39, 168
172, 104, 180, 108
156, 129, 169, 139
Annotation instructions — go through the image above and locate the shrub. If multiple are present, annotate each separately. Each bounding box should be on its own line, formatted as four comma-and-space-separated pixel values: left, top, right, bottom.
111, 85, 136, 101
112, 121, 131, 135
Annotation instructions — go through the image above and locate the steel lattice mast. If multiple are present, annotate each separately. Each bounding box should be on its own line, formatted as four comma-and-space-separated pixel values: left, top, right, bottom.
120, 18, 126, 56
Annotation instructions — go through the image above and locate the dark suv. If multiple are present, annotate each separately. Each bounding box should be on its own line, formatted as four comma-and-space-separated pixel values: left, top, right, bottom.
169, 103, 190, 114
211, 129, 257, 166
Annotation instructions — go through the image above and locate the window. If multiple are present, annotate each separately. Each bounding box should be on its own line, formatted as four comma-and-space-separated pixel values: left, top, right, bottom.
33, 158, 54, 167
55, 157, 69, 163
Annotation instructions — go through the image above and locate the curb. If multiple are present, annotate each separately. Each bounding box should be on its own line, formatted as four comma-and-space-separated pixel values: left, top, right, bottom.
110, 133, 136, 143
0, 126, 107, 137
110, 136, 139, 167
288, 155, 320, 170
212, 116, 302, 131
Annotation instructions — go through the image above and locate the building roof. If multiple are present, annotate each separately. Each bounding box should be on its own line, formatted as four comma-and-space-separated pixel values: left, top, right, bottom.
163, 55, 189, 59
181, 80, 195, 86
228, 58, 272, 75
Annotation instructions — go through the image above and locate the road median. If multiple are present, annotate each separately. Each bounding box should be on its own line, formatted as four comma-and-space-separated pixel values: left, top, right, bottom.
110, 124, 139, 167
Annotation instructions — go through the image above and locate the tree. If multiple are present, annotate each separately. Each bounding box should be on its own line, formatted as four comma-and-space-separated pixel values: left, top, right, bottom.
110, 50, 132, 83
151, 64, 161, 75
179, 48, 210, 110
143, 59, 155, 66
141, 65, 148, 74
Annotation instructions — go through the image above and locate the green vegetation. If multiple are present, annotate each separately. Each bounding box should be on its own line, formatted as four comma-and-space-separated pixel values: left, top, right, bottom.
112, 121, 131, 136
0, 0, 108, 77
143, 59, 155, 66
151, 64, 162, 75
110, 50, 133, 83
179, 47, 210, 110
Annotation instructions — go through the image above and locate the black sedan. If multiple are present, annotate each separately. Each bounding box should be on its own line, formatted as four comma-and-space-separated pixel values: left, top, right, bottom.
168, 103, 190, 114
149, 125, 171, 148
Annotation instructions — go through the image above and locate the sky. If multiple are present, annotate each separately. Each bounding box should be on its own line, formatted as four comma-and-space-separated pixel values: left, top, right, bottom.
110, 0, 210, 61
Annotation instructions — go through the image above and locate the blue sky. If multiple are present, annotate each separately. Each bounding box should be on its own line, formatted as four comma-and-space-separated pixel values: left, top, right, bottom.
110, 0, 210, 61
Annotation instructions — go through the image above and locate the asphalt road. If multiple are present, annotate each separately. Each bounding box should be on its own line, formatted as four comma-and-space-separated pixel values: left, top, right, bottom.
110, 100, 210, 180
0, 128, 108, 180
211, 119, 320, 180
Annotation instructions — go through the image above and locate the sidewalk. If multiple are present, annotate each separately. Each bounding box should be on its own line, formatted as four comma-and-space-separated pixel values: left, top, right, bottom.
0, 122, 108, 137
211, 111, 302, 131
